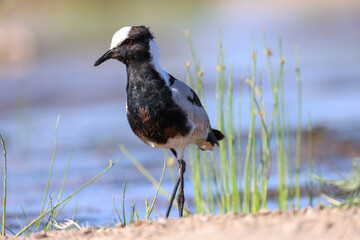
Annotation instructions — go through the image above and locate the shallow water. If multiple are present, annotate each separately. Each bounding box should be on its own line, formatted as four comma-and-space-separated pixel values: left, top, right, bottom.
0, 55, 358, 230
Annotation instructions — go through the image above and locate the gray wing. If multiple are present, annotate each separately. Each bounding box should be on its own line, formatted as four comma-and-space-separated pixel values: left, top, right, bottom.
169, 78, 211, 140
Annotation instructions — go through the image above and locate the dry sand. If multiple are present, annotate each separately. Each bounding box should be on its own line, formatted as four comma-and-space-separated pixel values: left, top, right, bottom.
8, 206, 360, 240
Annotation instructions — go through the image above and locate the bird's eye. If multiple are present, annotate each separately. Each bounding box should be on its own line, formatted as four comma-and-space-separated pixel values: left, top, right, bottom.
124, 39, 133, 45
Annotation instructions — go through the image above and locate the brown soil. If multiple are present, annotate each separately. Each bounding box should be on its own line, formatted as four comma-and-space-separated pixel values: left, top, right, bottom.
9, 206, 360, 240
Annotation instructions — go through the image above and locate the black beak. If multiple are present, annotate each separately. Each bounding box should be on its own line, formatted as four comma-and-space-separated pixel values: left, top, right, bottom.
94, 49, 114, 66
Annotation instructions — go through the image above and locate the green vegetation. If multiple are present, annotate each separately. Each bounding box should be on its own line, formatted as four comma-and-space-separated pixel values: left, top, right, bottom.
0, 117, 125, 236
114, 146, 167, 226
316, 159, 360, 207
183, 31, 305, 213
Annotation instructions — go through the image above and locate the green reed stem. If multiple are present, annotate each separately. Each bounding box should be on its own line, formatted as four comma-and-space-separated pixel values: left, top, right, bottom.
250, 38, 259, 213
308, 111, 313, 206
256, 78, 270, 209
243, 42, 257, 213
71, 202, 77, 222
216, 33, 230, 212
203, 155, 215, 213
277, 38, 287, 211
237, 78, 243, 211
211, 158, 224, 213
287, 120, 295, 208
145, 157, 166, 219
227, 62, 238, 211
194, 149, 203, 213
113, 195, 123, 225
122, 176, 128, 226
55, 150, 73, 207
261, 32, 277, 138
251, 119, 259, 213
20, 207, 29, 236
295, 46, 302, 209
35, 115, 60, 231
0, 134, 7, 236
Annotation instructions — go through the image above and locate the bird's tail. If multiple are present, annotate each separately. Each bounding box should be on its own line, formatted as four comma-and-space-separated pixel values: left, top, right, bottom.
196, 128, 225, 151
211, 129, 225, 142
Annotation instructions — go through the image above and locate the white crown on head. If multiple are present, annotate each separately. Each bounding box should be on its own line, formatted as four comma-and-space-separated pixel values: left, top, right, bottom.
110, 26, 132, 49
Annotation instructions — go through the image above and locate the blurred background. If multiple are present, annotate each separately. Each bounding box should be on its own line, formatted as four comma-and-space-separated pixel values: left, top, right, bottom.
0, 0, 359, 229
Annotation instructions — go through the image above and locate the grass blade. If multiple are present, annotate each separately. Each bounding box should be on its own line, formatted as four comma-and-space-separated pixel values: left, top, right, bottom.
119, 145, 171, 200
36, 115, 60, 231
0, 134, 7, 236
295, 46, 302, 209
308, 111, 314, 206
145, 157, 166, 219
112, 195, 123, 225
15, 158, 123, 237
122, 177, 128, 226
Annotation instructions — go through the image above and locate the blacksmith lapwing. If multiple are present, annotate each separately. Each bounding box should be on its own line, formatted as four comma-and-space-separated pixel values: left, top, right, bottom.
94, 26, 224, 217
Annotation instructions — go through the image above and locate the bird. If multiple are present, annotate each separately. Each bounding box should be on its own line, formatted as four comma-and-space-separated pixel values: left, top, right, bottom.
94, 26, 224, 218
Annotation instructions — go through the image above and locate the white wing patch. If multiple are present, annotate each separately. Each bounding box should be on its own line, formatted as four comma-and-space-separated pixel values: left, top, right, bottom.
110, 26, 132, 49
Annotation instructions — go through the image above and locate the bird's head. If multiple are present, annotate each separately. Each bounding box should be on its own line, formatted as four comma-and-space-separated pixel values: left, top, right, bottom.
94, 26, 154, 66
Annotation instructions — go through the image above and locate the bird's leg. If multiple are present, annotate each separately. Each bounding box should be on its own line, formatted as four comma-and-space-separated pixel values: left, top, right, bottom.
165, 148, 180, 218
165, 158, 186, 218
177, 159, 186, 217
165, 177, 180, 218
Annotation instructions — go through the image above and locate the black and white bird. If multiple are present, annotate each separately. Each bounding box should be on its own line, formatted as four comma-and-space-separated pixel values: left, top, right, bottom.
94, 26, 224, 217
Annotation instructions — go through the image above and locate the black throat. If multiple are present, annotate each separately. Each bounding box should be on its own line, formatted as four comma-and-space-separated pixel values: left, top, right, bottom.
125, 60, 163, 93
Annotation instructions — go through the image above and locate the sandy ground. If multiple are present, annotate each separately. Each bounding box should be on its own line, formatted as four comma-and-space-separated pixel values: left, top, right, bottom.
7, 206, 359, 240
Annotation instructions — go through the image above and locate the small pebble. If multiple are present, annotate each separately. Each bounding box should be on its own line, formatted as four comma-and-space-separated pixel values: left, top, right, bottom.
324, 221, 334, 229
258, 208, 271, 215
155, 218, 167, 228
200, 215, 210, 222
33, 232, 47, 239
131, 220, 145, 227
80, 228, 92, 235
115, 222, 124, 228
315, 204, 325, 211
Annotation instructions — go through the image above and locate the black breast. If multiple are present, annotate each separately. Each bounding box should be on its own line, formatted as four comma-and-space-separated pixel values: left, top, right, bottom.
126, 66, 191, 145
